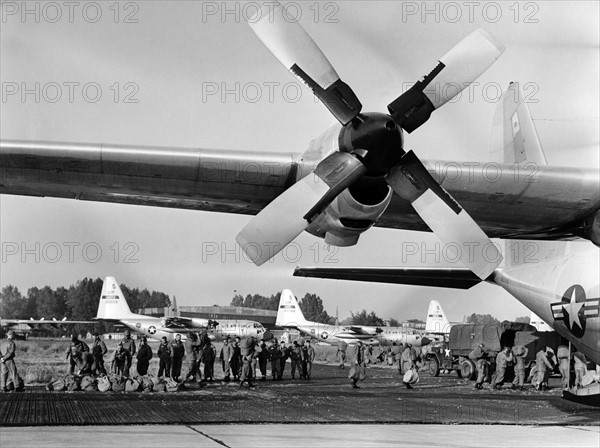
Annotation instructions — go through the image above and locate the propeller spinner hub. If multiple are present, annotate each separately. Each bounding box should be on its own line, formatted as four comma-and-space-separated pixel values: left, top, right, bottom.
338, 112, 404, 176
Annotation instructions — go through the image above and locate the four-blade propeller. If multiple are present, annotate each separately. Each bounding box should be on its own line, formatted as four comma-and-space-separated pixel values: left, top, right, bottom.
237, 2, 505, 279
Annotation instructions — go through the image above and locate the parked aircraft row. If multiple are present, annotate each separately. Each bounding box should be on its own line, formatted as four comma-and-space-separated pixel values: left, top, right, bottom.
275, 290, 456, 347
1, 277, 266, 341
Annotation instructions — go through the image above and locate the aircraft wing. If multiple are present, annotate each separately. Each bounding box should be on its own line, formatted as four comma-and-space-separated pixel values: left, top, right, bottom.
1, 319, 93, 325
348, 326, 382, 335
1, 140, 599, 240
294, 267, 484, 289
1, 318, 94, 329
162, 317, 217, 330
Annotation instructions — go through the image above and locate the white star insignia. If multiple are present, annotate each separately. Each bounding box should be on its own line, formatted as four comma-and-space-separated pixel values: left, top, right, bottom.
563, 288, 585, 330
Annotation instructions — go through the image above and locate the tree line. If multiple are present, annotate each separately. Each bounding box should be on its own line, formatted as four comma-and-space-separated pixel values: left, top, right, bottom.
1, 278, 171, 334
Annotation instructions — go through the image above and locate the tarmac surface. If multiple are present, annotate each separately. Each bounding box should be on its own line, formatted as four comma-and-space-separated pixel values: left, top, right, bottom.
1, 362, 598, 446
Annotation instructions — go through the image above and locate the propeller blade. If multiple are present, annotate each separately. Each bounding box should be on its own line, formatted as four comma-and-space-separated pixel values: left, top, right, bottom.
248, 2, 362, 125
387, 151, 502, 279
237, 152, 367, 265
388, 28, 505, 133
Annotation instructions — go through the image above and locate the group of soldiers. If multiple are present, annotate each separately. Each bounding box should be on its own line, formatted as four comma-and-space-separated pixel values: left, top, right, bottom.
469, 343, 589, 391
64, 330, 319, 388
3, 329, 594, 394
218, 336, 316, 387
66, 330, 159, 379
65, 331, 215, 382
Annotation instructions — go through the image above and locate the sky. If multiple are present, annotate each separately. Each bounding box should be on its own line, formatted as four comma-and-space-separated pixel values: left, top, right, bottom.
1, 1, 599, 323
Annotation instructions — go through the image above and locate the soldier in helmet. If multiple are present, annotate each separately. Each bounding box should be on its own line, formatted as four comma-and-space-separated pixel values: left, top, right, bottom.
491, 346, 514, 389
91, 332, 108, 375
66, 334, 90, 374
120, 330, 136, 377
136, 336, 153, 376
111, 341, 128, 375
157, 336, 172, 377
219, 336, 233, 382
469, 343, 489, 389
0, 330, 18, 392
511, 344, 529, 390
170, 333, 185, 382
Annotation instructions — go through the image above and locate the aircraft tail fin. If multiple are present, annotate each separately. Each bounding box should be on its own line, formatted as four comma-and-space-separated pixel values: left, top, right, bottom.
490, 82, 547, 165
276, 289, 308, 327
95, 276, 135, 320
425, 300, 450, 334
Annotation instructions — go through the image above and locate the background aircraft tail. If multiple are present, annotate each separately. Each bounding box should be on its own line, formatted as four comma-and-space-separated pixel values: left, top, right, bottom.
276, 289, 309, 327
425, 300, 450, 334
529, 311, 554, 332
490, 82, 547, 165
95, 276, 135, 320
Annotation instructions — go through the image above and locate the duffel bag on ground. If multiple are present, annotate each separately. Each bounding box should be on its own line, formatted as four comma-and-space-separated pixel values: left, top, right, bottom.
97, 375, 111, 392
80, 375, 97, 391
125, 377, 141, 392
165, 378, 182, 392
64, 374, 81, 391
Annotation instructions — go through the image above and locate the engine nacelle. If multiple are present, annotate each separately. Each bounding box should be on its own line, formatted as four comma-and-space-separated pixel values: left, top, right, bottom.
306, 183, 392, 247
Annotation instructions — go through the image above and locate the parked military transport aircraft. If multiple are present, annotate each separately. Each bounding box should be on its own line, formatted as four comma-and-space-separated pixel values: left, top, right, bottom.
276, 289, 429, 347
1, 3, 598, 278
95, 276, 265, 340
295, 82, 600, 370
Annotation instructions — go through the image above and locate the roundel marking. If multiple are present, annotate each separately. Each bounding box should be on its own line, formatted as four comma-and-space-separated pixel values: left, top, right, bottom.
550, 284, 599, 339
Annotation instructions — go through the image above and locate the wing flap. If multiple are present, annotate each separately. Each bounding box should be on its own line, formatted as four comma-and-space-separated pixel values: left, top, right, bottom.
293, 267, 485, 289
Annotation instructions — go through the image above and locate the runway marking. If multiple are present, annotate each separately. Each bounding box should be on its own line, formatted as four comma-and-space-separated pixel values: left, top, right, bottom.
186, 425, 230, 447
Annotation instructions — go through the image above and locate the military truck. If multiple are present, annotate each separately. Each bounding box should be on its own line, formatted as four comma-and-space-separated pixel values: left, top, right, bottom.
424, 321, 563, 379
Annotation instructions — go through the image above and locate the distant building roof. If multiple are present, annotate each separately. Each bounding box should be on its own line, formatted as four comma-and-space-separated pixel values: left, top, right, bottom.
137, 306, 277, 327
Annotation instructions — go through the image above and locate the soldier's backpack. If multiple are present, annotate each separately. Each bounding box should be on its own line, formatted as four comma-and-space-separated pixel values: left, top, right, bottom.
110, 374, 126, 392
125, 377, 141, 392
47, 377, 66, 391
97, 375, 111, 392
557, 346, 570, 359
165, 378, 182, 392
80, 375, 97, 391
141, 375, 155, 392
153, 378, 167, 392
64, 374, 81, 391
